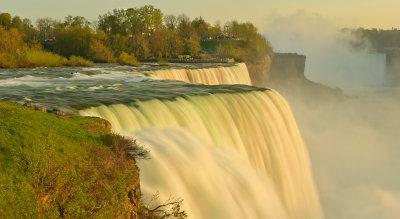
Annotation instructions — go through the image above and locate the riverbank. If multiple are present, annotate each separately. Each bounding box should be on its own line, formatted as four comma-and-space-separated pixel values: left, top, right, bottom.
0, 102, 143, 217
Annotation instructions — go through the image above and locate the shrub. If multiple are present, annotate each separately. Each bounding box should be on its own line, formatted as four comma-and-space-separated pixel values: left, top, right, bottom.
88, 39, 116, 63
117, 52, 140, 66
103, 134, 149, 160
22, 49, 67, 67
66, 55, 93, 67
0, 27, 68, 68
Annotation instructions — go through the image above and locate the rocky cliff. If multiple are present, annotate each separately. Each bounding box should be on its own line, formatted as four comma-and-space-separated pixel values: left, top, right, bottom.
267, 53, 344, 105
246, 55, 272, 86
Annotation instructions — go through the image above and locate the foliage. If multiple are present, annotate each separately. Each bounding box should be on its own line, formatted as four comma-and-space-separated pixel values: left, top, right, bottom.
1, 7, 273, 66
215, 42, 241, 59
36, 17, 59, 41
88, 39, 116, 63
66, 55, 93, 67
346, 28, 400, 51
54, 26, 93, 58
0, 13, 12, 29
62, 15, 91, 28
98, 5, 163, 36
200, 40, 244, 53
149, 28, 183, 58
103, 134, 149, 160
117, 52, 140, 66
0, 102, 142, 217
183, 39, 200, 57
0, 27, 66, 68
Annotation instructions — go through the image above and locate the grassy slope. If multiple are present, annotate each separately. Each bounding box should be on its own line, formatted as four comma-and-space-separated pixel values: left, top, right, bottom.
200, 40, 244, 53
0, 102, 141, 218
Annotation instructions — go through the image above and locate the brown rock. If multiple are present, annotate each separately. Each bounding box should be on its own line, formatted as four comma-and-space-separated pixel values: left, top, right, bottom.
23, 102, 34, 108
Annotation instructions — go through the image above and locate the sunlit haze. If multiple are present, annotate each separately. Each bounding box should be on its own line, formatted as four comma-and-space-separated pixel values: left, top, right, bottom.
2, 0, 400, 30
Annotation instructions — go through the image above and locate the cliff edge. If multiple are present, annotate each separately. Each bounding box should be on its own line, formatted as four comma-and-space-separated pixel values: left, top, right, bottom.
267, 53, 344, 105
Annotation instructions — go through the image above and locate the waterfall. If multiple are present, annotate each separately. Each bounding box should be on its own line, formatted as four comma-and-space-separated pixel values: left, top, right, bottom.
149, 63, 252, 85
79, 90, 323, 219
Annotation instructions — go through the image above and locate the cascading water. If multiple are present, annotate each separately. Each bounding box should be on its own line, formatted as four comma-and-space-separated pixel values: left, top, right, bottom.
0, 62, 322, 218
149, 63, 252, 85
79, 89, 323, 219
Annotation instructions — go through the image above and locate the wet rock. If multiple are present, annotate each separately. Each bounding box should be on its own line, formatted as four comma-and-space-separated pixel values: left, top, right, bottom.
23, 102, 34, 109
34, 105, 47, 112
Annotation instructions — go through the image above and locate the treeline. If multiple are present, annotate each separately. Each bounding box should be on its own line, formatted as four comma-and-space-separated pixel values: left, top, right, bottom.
0, 13, 94, 68
0, 5, 273, 68
344, 28, 400, 51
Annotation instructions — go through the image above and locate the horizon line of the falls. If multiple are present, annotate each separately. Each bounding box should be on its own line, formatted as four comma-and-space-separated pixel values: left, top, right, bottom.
149, 63, 253, 85
79, 90, 323, 219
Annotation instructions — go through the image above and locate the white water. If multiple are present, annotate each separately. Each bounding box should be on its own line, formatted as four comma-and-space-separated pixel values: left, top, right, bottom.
149, 63, 253, 85
80, 90, 322, 219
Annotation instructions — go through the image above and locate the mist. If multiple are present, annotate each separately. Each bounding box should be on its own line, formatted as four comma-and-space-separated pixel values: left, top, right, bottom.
264, 11, 400, 219
265, 10, 386, 91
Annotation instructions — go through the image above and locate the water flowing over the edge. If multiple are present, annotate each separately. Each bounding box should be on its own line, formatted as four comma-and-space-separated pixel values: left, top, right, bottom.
79, 90, 323, 219
149, 63, 253, 85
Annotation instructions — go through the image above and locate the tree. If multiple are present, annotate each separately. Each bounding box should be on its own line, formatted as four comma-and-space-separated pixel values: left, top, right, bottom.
0, 26, 25, 54
191, 17, 210, 40
125, 8, 143, 35
88, 38, 115, 63
177, 14, 197, 40
21, 18, 39, 42
127, 34, 150, 59
63, 15, 91, 28
183, 39, 200, 57
111, 33, 129, 56
149, 27, 183, 58
54, 26, 93, 58
139, 5, 163, 35
10, 16, 23, 30
164, 14, 177, 30
36, 18, 59, 41
0, 13, 11, 29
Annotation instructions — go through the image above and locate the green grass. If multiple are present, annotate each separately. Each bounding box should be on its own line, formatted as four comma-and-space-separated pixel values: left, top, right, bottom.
0, 102, 141, 218
200, 40, 244, 53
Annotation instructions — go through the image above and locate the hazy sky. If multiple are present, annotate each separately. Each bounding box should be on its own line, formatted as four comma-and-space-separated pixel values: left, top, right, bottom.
1, 0, 399, 31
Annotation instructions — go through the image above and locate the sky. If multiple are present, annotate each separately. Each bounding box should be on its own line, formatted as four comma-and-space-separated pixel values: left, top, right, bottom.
1, 0, 400, 31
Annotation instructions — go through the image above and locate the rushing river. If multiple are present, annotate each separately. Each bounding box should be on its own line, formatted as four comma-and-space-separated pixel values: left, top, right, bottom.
0, 63, 322, 219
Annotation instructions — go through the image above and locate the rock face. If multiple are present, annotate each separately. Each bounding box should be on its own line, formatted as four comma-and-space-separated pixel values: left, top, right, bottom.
385, 50, 400, 84
268, 53, 306, 83
267, 53, 344, 105
82, 119, 112, 135
246, 55, 272, 86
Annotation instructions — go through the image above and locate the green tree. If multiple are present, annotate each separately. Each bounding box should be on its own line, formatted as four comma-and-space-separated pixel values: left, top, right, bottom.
191, 17, 210, 40
149, 27, 183, 58
177, 14, 197, 40
63, 15, 91, 27
54, 26, 93, 58
0, 13, 11, 29
183, 39, 200, 57
139, 5, 163, 35
110, 33, 129, 56
10, 16, 23, 30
